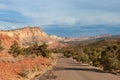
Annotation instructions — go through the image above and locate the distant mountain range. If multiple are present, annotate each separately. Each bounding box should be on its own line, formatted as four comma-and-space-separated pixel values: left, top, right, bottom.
63, 34, 111, 42
42, 24, 120, 37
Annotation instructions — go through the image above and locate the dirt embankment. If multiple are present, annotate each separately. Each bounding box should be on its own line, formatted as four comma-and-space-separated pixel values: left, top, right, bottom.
0, 54, 56, 80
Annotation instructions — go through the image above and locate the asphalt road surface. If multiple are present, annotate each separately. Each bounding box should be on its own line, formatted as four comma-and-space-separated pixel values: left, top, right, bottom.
34, 55, 120, 80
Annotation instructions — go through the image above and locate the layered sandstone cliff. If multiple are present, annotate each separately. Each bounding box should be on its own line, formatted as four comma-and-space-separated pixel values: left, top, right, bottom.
0, 27, 62, 49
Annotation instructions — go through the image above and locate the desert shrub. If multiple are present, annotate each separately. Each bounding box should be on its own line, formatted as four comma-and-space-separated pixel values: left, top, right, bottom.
92, 60, 100, 67
80, 53, 89, 63
34, 65, 40, 71
37, 43, 50, 58
0, 40, 3, 52
63, 50, 73, 58
22, 47, 33, 56
101, 44, 120, 70
18, 69, 29, 78
8, 41, 22, 57
75, 56, 81, 62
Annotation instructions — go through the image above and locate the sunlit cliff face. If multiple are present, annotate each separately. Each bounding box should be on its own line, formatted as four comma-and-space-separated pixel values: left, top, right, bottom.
0, 27, 63, 49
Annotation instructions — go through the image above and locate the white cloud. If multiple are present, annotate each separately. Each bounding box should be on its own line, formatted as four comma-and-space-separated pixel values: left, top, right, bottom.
1, 0, 120, 26
0, 4, 6, 9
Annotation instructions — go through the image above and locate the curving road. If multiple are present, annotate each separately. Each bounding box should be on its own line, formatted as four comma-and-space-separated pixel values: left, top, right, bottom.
34, 54, 120, 80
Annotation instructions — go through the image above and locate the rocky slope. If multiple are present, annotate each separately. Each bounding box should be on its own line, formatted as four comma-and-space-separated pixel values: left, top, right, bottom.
0, 56, 51, 80
0, 27, 62, 49
0, 26, 58, 80
63, 34, 111, 42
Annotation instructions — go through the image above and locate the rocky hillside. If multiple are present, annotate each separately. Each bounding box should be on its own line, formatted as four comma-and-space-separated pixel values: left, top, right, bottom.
0, 27, 62, 49
63, 34, 111, 42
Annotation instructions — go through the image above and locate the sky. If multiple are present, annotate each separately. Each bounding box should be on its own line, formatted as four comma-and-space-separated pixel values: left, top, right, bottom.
0, 0, 120, 37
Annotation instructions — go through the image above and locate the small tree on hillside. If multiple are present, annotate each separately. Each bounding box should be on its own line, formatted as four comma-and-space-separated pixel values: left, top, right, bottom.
0, 40, 3, 52
8, 41, 22, 57
38, 43, 50, 58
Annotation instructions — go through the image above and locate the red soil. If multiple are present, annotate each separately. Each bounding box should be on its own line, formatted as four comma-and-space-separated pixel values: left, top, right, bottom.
0, 34, 20, 49
0, 57, 50, 80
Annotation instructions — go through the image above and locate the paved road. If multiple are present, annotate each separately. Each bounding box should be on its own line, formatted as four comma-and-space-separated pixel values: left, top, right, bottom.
34, 55, 120, 80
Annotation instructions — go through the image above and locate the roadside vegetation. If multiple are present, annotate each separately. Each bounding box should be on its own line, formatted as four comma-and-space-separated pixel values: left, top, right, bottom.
0, 40, 55, 80
8, 41, 51, 58
56, 36, 120, 74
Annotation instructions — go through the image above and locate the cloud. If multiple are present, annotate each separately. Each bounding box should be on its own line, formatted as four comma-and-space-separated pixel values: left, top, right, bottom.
0, 0, 120, 26
0, 0, 119, 25
0, 10, 31, 24
0, 4, 6, 9
0, 25, 18, 30
0, 0, 120, 36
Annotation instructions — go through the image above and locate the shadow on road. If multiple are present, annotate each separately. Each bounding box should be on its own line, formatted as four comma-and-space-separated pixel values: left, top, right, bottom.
67, 62, 89, 66
63, 67, 104, 73
54, 66, 104, 73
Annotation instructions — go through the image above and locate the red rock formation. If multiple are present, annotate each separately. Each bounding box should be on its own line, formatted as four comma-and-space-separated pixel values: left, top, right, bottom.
0, 27, 63, 49
0, 34, 20, 49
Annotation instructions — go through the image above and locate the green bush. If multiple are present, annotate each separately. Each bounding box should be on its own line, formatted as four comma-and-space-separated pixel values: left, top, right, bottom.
37, 43, 50, 58
8, 41, 22, 57
75, 56, 81, 62
92, 60, 100, 67
101, 44, 120, 71
63, 50, 73, 58
81, 53, 89, 63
